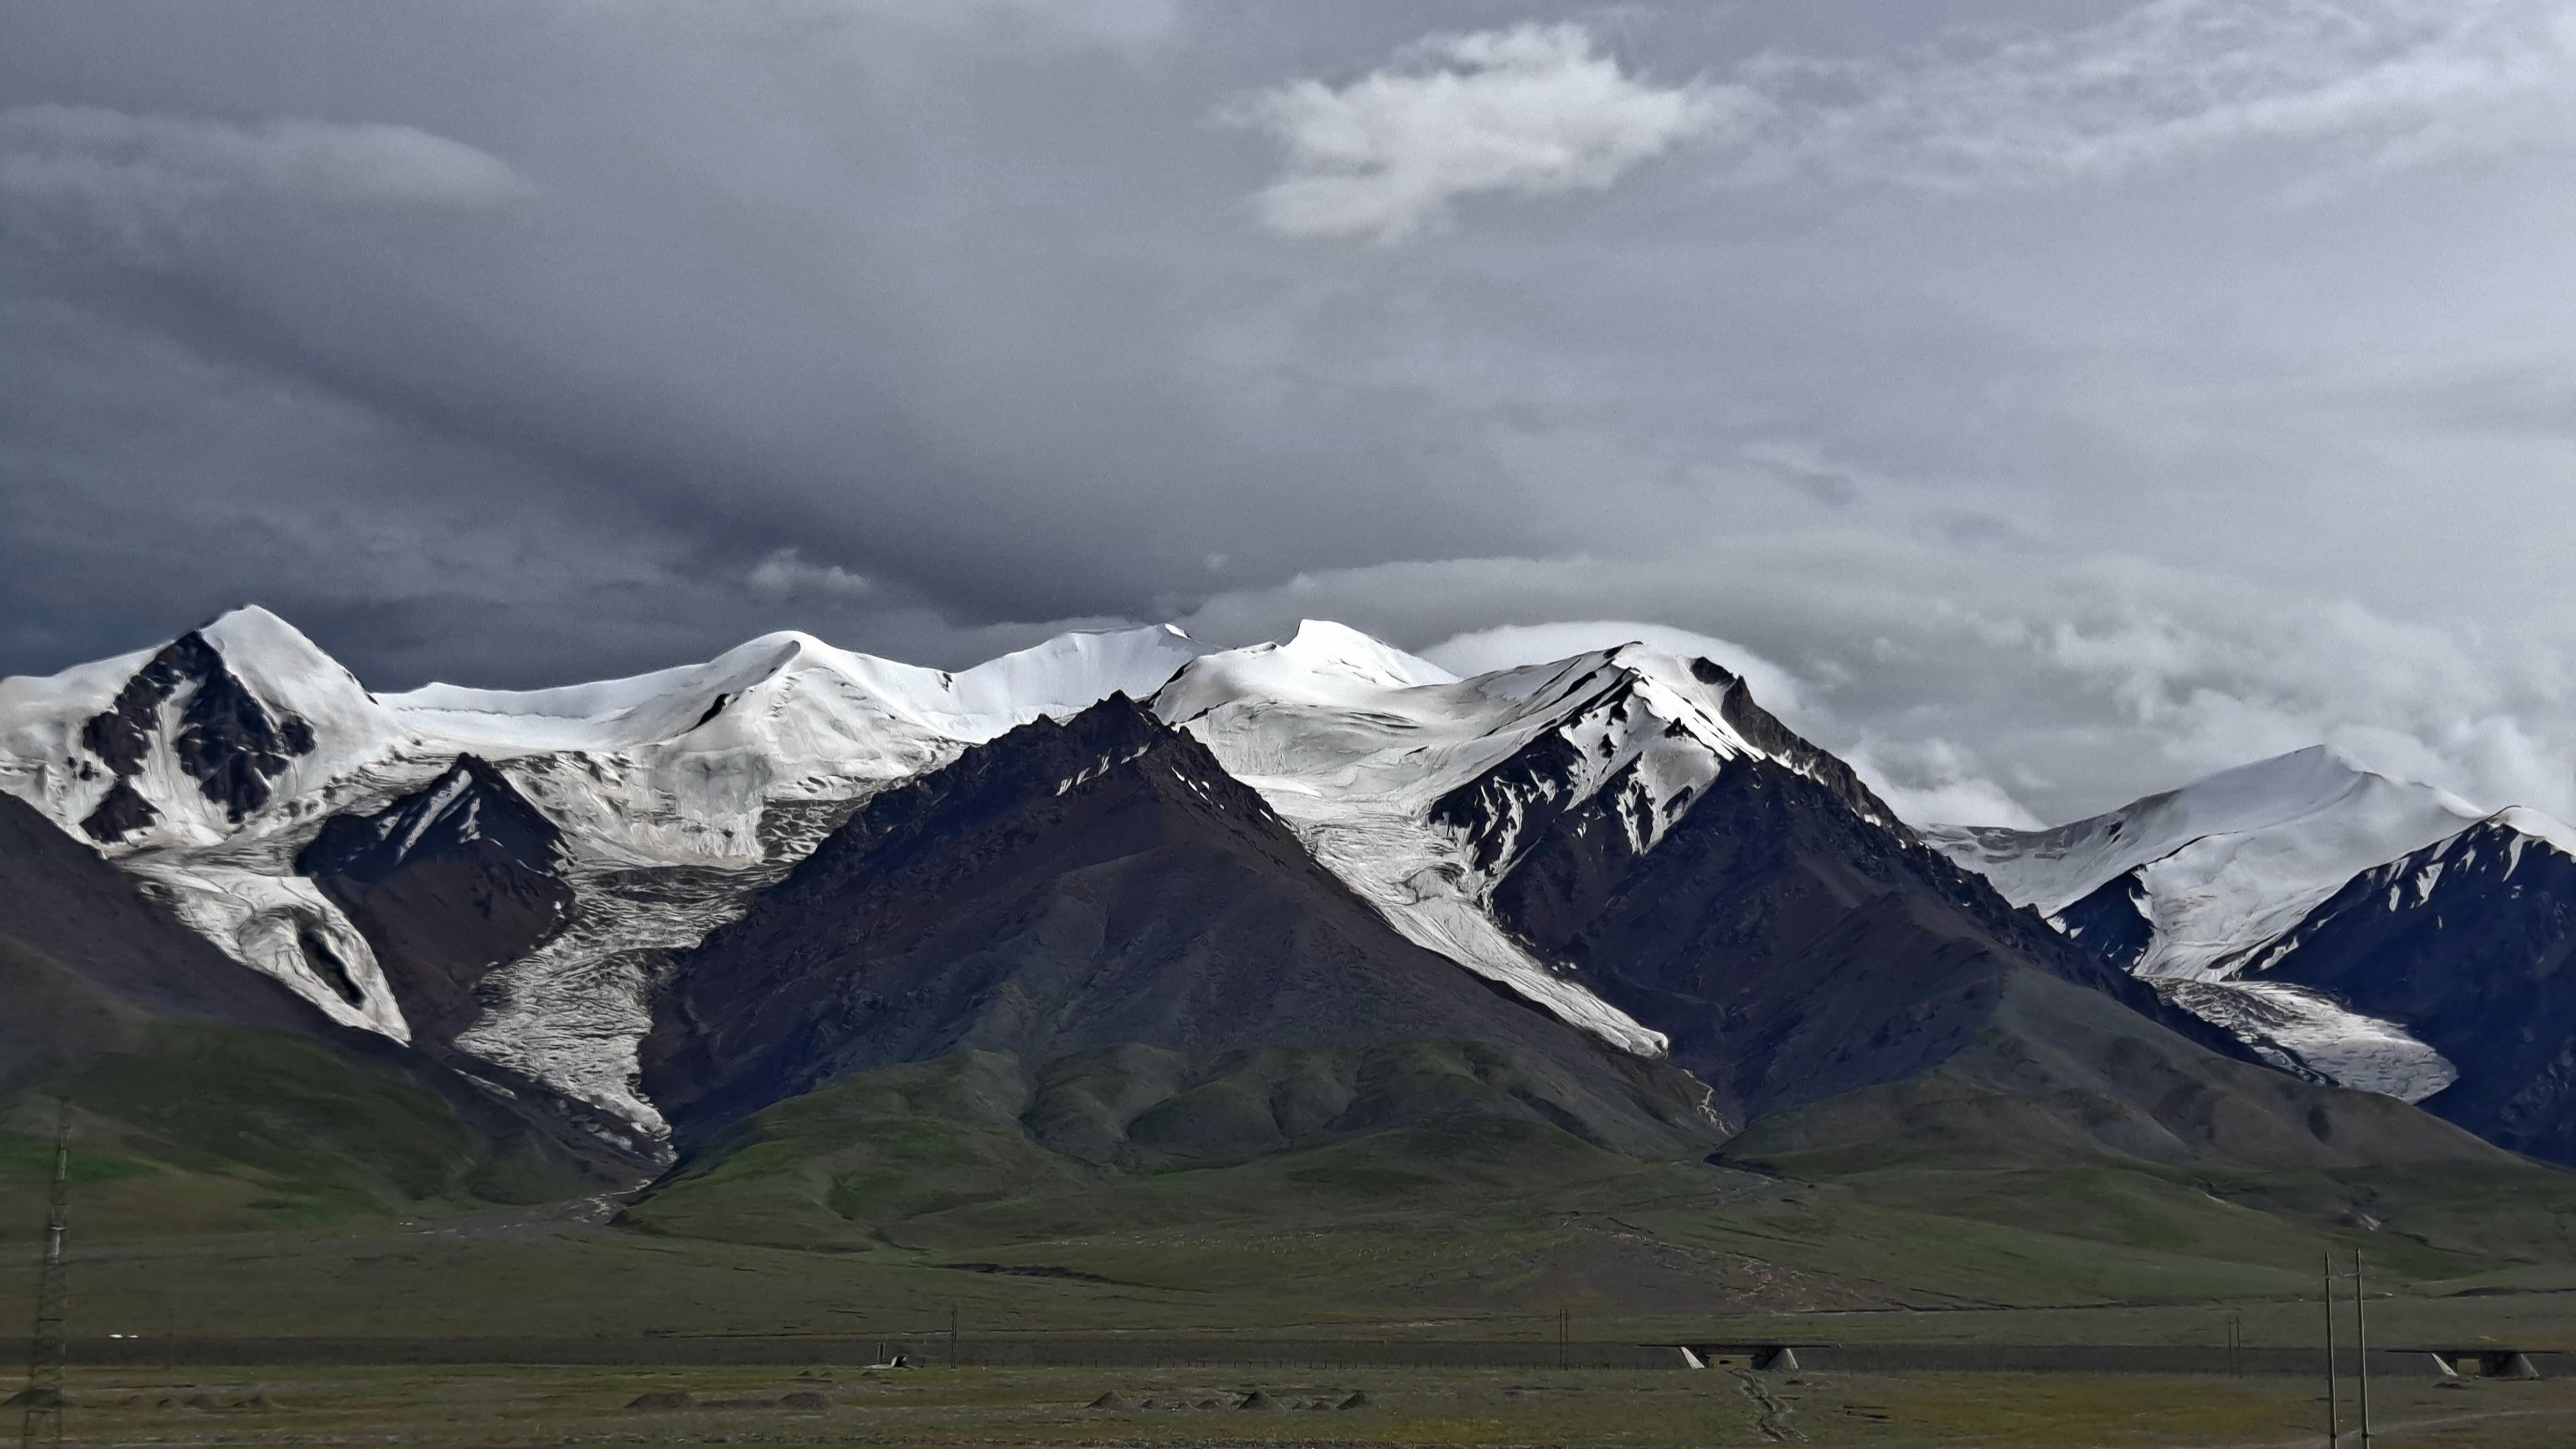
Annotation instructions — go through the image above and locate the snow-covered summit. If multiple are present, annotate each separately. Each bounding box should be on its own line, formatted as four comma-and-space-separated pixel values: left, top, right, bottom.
0, 605, 404, 853
387, 622, 1207, 757
1921, 746, 2488, 979
1924, 746, 2576, 1108
1, 611, 1211, 854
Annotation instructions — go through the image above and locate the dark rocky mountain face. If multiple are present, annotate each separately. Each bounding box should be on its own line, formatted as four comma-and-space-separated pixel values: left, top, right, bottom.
2053, 869, 2157, 971
75, 630, 317, 840
1423, 655, 1903, 888
297, 755, 574, 1041
0, 791, 316, 1073
1479, 745, 2167, 1115
643, 695, 1719, 1158
1411, 694, 2486, 1170
1692, 658, 1903, 830
1713, 965, 2512, 1173
2247, 820, 2576, 1164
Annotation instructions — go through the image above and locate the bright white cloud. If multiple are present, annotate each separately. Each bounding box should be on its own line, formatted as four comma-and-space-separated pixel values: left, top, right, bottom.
0, 105, 527, 257
1231, 23, 1738, 243
2035, 595, 2576, 821
1230, 4, 2576, 241
746, 547, 873, 599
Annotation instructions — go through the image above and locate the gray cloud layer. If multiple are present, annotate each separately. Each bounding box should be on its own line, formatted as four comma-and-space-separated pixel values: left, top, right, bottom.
6, 1, 2575, 827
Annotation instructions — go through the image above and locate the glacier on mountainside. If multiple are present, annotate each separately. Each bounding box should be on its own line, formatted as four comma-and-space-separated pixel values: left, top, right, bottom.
2157, 978, 2458, 1102
1155, 620, 1897, 1061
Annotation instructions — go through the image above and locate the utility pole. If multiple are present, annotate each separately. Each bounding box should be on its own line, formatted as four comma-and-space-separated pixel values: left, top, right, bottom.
948, 1305, 958, 1370
2322, 1254, 2339, 1449
19, 1101, 70, 1449
2354, 1252, 2372, 1448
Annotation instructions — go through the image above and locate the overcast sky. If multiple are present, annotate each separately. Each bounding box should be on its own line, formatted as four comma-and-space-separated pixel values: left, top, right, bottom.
6, 1, 2575, 827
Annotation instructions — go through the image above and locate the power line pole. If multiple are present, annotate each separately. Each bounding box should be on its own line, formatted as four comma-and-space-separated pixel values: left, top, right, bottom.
2354, 1252, 2372, 1448
2322, 1253, 2339, 1449
19, 1101, 70, 1449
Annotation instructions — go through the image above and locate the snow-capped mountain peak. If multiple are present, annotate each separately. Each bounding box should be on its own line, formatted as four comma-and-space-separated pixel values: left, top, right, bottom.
1153, 620, 1452, 724
1922, 745, 2488, 979
1925, 745, 2576, 1115
384, 621, 1208, 758
1150, 630, 1911, 1061
196, 605, 382, 720
0, 605, 405, 852
1273, 619, 1459, 690
1926, 746, 2477, 916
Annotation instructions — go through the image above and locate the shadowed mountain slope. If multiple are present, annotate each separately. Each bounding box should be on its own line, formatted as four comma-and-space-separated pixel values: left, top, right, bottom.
298, 755, 575, 1042
2243, 814, 2576, 1164
0, 792, 638, 1215
1461, 683, 2508, 1171
0, 792, 317, 1081
641, 696, 1720, 1160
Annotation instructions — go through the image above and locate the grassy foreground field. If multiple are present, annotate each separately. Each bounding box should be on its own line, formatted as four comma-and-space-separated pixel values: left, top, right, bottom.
15, 1043, 2576, 1446
13, 1155, 2576, 1346
24, 1360, 2576, 1448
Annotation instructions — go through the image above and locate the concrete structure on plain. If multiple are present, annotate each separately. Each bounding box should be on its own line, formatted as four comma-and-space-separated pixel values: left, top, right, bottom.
1652, 1343, 1824, 1372
2412, 1349, 2544, 1380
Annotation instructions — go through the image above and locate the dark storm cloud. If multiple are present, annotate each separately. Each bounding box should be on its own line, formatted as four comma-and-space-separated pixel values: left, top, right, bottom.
7, 1, 2576, 826
0, 0, 1541, 681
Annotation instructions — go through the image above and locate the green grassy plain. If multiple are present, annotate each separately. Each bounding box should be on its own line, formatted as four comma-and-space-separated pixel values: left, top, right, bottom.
12, 1039, 2576, 1449
12, 1150, 2576, 1354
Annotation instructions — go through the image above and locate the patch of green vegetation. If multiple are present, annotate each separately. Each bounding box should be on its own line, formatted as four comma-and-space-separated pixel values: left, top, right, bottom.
604, 1039, 2576, 1329
628, 1041, 1696, 1254
0, 1023, 583, 1239
11, 1023, 2576, 1359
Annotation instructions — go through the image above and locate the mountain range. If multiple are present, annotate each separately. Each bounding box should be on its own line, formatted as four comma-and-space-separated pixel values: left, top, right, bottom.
0, 606, 2557, 1226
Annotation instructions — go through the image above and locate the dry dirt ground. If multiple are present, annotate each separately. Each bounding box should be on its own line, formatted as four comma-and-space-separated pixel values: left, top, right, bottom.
23, 1361, 2576, 1448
